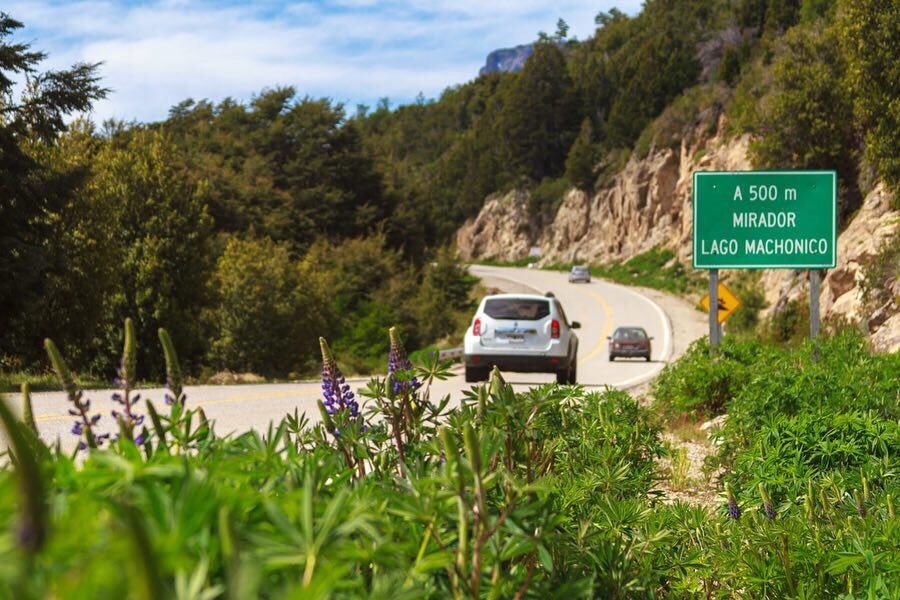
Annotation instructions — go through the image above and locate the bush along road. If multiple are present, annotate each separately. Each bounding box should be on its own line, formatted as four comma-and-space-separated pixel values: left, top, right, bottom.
0, 315, 897, 597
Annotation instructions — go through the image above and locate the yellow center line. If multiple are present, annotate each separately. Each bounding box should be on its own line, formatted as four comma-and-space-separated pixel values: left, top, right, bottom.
578, 289, 615, 366
34, 385, 323, 423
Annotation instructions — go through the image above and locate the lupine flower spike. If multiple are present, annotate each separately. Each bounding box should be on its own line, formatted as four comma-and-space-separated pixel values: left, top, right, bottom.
804, 480, 815, 521
21, 383, 38, 434
159, 328, 186, 408
320, 337, 363, 433
388, 327, 419, 394
0, 398, 46, 554
725, 482, 741, 520
854, 490, 867, 518
759, 483, 776, 520
111, 319, 145, 444
45, 339, 108, 450
860, 469, 870, 502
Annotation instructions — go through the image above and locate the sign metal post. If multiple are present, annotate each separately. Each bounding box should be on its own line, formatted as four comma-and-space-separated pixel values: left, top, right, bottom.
809, 270, 820, 339
708, 269, 719, 349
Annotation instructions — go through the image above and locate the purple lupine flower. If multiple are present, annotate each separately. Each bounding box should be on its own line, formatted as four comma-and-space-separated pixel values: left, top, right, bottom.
320, 338, 365, 434
388, 327, 419, 394
45, 338, 107, 452
725, 483, 741, 520
110, 362, 144, 442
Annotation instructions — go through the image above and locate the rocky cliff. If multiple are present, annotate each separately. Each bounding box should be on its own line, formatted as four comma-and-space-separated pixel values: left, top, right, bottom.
456, 117, 899, 351
457, 115, 750, 265
479, 44, 534, 75
758, 183, 899, 352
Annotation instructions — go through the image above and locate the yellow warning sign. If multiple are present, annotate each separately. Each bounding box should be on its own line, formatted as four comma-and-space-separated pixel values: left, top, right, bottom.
699, 282, 742, 324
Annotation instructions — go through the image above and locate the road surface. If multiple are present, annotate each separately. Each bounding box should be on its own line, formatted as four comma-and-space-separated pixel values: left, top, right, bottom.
17, 265, 706, 452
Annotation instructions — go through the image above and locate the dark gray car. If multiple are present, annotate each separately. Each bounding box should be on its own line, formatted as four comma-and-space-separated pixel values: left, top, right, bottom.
608, 326, 652, 361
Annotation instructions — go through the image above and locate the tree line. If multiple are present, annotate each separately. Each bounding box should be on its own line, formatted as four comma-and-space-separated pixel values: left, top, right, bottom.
0, 14, 473, 380
358, 0, 897, 230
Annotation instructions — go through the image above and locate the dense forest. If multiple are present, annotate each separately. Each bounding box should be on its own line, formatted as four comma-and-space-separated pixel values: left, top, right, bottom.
358, 0, 897, 228
1, 0, 897, 380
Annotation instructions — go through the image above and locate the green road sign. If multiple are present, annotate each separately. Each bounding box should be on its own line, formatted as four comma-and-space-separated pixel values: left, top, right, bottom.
693, 170, 836, 269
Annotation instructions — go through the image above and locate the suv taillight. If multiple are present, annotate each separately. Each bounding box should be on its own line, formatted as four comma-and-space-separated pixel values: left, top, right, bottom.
472, 318, 481, 336
551, 319, 560, 339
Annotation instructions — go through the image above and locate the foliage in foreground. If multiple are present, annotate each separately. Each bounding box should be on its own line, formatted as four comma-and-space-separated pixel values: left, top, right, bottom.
652, 331, 899, 597
0, 324, 897, 597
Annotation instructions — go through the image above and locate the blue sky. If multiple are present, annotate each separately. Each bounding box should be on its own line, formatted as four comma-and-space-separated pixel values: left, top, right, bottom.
6, 0, 642, 123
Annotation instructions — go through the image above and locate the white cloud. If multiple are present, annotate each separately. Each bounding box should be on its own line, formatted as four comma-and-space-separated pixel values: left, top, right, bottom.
4, 0, 643, 122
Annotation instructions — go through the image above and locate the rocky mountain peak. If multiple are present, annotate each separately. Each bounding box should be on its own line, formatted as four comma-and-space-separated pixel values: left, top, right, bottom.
479, 44, 534, 75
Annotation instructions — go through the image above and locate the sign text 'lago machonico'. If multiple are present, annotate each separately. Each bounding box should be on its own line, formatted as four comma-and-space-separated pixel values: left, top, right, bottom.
693, 171, 837, 269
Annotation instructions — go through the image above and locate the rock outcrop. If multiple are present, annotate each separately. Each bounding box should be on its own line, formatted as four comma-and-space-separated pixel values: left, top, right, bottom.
458, 116, 751, 265
479, 44, 534, 75
758, 183, 899, 350
456, 190, 538, 261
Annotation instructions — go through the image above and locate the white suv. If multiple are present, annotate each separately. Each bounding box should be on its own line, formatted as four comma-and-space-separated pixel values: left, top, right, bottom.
463, 293, 580, 384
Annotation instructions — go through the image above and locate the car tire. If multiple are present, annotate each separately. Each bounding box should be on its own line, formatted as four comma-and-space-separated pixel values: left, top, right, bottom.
567, 362, 577, 384
465, 366, 488, 383
555, 369, 568, 385
609, 354, 615, 362
645, 355, 651, 362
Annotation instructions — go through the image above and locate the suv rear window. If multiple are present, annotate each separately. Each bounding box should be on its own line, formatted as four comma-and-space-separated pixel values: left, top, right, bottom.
613, 328, 647, 340
483, 299, 550, 321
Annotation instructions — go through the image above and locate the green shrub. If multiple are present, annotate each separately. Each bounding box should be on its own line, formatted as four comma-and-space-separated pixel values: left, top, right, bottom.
838, 0, 900, 191
653, 337, 756, 419
767, 298, 810, 344
208, 236, 329, 376
529, 176, 571, 217
726, 271, 768, 336
727, 410, 898, 506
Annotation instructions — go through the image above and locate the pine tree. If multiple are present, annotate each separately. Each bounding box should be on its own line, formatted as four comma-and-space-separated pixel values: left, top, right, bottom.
499, 41, 580, 182
565, 118, 597, 191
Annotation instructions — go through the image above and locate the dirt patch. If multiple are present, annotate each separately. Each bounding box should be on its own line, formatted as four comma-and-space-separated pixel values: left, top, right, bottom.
657, 430, 720, 509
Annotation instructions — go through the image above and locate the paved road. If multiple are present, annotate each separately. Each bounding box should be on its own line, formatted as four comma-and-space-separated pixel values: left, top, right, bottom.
19, 265, 705, 452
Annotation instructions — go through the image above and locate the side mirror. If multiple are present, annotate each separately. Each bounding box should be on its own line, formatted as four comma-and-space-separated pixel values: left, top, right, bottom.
605, 335, 611, 340
649, 336, 655, 340
571, 321, 581, 329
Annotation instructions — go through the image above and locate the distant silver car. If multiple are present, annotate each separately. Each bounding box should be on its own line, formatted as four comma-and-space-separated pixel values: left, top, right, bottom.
463, 293, 580, 384
568, 265, 591, 283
